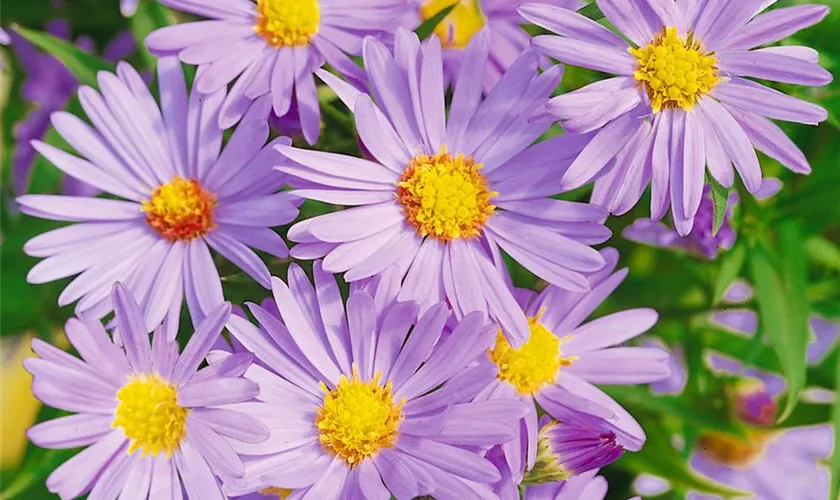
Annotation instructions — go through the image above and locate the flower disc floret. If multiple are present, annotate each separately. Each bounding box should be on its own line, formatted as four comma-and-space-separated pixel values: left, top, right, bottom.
630, 27, 720, 113
142, 176, 217, 241
113, 374, 188, 457
255, 0, 320, 48
419, 0, 486, 49
488, 314, 576, 396
315, 369, 404, 466
397, 148, 497, 241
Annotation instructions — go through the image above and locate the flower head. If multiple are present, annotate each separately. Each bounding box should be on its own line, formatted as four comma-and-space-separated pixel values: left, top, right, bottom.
415, 0, 581, 92
17, 58, 299, 334
223, 262, 528, 499
523, 1, 832, 235
146, 0, 414, 144
464, 248, 669, 481
25, 284, 267, 500
280, 29, 611, 344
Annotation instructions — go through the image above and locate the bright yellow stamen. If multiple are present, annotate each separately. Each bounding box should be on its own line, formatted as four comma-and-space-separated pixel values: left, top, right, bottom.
419, 0, 486, 49
487, 312, 576, 396
113, 374, 188, 457
315, 368, 404, 466
397, 148, 497, 241
255, 0, 320, 48
142, 176, 216, 242
697, 430, 775, 469
630, 27, 720, 113
259, 487, 294, 499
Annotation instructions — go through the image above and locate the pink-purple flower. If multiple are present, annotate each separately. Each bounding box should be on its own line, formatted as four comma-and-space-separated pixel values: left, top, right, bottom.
145, 0, 415, 144
17, 58, 299, 335
25, 284, 267, 500
523, 0, 832, 235
280, 28, 611, 344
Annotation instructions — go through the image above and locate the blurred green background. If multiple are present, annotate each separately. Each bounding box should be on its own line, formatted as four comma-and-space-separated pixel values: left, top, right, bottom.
2, 0, 840, 498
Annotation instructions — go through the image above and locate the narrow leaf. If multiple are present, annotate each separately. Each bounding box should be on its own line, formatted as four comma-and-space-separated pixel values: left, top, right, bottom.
713, 243, 746, 305
805, 236, 840, 272
578, 2, 605, 21
707, 173, 729, 236
415, 3, 458, 41
12, 25, 113, 88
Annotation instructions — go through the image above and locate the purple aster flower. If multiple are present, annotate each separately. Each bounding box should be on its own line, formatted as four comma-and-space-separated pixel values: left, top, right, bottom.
522, 0, 832, 235
17, 57, 300, 336
414, 0, 581, 92
222, 262, 528, 499
464, 248, 669, 482
145, 0, 414, 144
10, 21, 136, 196
25, 284, 268, 500
280, 28, 611, 344
491, 447, 611, 500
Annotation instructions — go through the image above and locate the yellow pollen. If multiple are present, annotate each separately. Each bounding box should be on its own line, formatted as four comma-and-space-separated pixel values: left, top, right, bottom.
259, 487, 294, 499
315, 368, 404, 466
419, 0, 486, 49
397, 148, 497, 241
487, 313, 576, 396
113, 374, 188, 457
142, 176, 217, 242
697, 430, 774, 469
255, 0, 320, 48
630, 27, 720, 113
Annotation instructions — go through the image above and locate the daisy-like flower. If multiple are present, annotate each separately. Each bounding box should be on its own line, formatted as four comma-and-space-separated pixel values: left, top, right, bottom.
222, 262, 528, 499
145, 0, 415, 144
522, 0, 832, 235
25, 284, 269, 500
414, 0, 580, 92
468, 248, 670, 481
280, 28, 610, 344
17, 57, 299, 335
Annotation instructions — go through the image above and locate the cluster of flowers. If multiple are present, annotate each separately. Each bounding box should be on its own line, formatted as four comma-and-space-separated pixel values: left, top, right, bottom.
13, 0, 831, 498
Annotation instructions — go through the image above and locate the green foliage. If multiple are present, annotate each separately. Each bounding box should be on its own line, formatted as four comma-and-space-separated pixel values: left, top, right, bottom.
12, 25, 113, 87
415, 3, 458, 41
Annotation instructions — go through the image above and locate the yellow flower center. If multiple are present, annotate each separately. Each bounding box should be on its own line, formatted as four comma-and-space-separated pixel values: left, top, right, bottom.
630, 27, 720, 113
397, 148, 497, 241
697, 430, 773, 469
419, 0, 486, 49
113, 374, 188, 457
315, 369, 404, 466
487, 314, 576, 396
142, 176, 217, 242
255, 0, 320, 48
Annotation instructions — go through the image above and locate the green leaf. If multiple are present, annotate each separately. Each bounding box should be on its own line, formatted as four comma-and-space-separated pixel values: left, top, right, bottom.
713, 243, 746, 305
778, 221, 810, 422
130, 1, 177, 70
831, 356, 840, 500
0, 448, 76, 500
11, 25, 113, 87
415, 3, 457, 41
749, 242, 806, 422
805, 235, 840, 272
707, 173, 729, 236
578, 2, 605, 21
617, 426, 749, 498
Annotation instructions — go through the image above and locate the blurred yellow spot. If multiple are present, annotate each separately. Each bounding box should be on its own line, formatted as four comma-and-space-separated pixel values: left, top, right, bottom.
1, 334, 42, 469
630, 27, 720, 113
259, 487, 294, 499
419, 0, 486, 49
697, 430, 774, 468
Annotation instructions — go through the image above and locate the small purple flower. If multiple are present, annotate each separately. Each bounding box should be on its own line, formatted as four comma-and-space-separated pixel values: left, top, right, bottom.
121, 0, 139, 16
414, 0, 581, 92
17, 58, 299, 335
25, 284, 267, 500
467, 248, 669, 482
522, 0, 831, 235
491, 447, 612, 500
222, 262, 527, 499
280, 28, 611, 344
145, 0, 415, 144
9, 21, 135, 196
